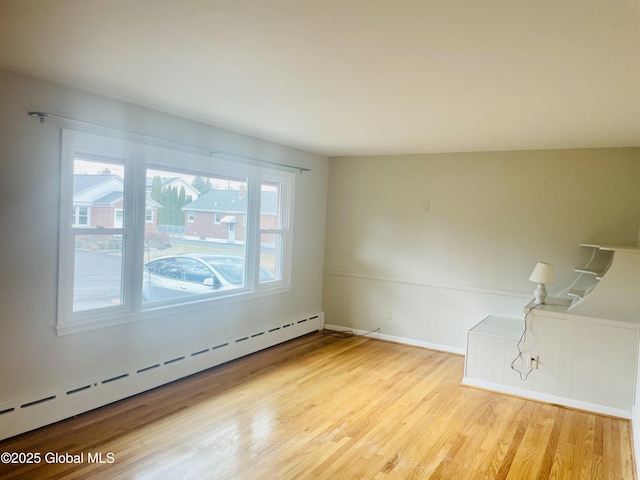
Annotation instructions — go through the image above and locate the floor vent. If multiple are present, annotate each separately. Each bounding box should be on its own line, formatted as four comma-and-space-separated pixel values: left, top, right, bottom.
236, 336, 249, 343
251, 332, 265, 338
268, 327, 281, 332
212, 342, 229, 350
297, 318, 308, 324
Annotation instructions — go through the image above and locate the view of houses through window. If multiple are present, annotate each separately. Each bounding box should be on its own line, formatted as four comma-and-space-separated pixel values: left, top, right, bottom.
61, 130, 293, 331
143, 168, 251, 304
72, 158, 126, 312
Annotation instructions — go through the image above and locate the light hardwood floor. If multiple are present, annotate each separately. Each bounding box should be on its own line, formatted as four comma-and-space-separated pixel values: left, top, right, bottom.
0, 332, 636, 479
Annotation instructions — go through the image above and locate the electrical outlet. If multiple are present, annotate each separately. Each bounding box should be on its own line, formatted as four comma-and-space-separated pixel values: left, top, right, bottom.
384, 309, 393, 320
420, 200, 430, 214
529, 356, 540, 369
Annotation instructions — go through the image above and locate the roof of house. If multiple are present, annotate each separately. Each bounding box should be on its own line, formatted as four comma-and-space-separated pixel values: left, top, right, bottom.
93, 191, 123, 206
73, 174, 121, 195
183, 190, 277, 215
74, 174, 161, 208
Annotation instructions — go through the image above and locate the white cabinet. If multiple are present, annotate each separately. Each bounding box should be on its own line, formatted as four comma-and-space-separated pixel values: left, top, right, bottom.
464, 305, 640, 418
464, 316, 522, 385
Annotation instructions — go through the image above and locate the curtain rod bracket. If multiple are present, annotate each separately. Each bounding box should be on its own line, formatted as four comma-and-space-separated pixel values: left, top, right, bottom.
29, 111, 49, 124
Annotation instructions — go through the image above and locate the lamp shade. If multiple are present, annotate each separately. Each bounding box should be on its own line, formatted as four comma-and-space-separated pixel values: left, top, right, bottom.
529, 262, 555, 285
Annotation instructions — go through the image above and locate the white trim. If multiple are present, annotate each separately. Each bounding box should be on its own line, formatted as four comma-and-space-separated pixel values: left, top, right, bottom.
323, 270, 533, 300
462, 376, 631, 419
57, 285, 293, 335
323, 323, 465, 355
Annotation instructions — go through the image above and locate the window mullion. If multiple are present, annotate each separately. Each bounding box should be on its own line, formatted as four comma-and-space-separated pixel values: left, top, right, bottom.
127, 153, 147, 312
244, 177, 261, 291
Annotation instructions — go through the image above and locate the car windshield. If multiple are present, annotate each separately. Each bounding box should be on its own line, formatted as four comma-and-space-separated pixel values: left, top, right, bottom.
199, 256, 244, 285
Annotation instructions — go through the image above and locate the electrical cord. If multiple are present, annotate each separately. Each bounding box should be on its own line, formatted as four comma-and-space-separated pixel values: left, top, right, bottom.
320, 327, 381, 338
510, 304, 539, 381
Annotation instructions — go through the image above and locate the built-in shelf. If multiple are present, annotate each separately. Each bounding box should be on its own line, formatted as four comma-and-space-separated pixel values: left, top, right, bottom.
573, 245, 613, 279
567, 286, 593, 300
568, 242, 640, 322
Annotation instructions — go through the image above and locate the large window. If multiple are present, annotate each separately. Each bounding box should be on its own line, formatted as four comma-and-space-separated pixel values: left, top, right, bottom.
58, 130, 294, 334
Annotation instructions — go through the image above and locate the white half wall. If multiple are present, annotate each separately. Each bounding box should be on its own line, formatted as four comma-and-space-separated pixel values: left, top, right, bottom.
0, 69, 329, 438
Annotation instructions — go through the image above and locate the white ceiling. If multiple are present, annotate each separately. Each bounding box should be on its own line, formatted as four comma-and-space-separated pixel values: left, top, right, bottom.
1, 0, 639, 157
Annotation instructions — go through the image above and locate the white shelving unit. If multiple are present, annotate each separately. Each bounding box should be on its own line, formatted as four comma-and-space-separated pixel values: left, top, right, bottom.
568, 243, 640, 322
464, 239, 640, 417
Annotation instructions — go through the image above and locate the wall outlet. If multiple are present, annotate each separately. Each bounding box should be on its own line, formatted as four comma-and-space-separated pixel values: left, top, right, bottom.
384, 309, 393, 320
421, 200, 430, 214
529, 356, 539, 369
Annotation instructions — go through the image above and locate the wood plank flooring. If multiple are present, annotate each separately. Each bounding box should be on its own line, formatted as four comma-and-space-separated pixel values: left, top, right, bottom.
0, 332, 635, 479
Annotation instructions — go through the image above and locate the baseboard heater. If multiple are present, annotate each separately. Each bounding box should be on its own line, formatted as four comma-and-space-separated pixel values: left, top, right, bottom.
0, 313, 323, 441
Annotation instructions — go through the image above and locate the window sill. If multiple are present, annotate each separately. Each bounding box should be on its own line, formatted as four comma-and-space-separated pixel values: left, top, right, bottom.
55, 284, 292, 336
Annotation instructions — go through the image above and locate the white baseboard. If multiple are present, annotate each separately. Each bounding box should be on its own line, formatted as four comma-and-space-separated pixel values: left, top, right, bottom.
0, 313, 323, 441
323, 323, 465, 355
462, 376, 631, 419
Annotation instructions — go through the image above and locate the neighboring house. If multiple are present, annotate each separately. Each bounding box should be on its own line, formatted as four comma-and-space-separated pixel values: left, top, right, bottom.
74, 174, 162, 233
183, 189, 278, 243
145, 176, 201, 202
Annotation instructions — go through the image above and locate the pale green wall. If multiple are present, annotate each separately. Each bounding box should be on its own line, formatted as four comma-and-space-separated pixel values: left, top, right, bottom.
323, 149, 640, 349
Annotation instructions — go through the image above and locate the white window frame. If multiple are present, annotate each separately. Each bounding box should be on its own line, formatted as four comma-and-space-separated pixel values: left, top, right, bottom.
145, 208, 154, 223
257, 176, 294, 286
57, 130, 294, 335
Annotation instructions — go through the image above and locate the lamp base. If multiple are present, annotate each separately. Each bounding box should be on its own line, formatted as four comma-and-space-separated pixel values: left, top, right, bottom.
533, 283, 547, 305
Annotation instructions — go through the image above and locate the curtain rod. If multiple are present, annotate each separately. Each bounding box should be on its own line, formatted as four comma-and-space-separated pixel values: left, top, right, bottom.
27, 111, 311, 174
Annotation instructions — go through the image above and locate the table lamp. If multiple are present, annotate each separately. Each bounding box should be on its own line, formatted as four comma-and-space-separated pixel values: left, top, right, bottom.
529, 262, 555, 305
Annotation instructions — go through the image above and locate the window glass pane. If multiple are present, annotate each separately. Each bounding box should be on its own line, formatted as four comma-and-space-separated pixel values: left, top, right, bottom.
73, 234, 124, 311
260, 182, 282, 283
143, 168, 248, 304
73, 158, 125, 229
260, 233, 281, 282
260, 182, 280, 229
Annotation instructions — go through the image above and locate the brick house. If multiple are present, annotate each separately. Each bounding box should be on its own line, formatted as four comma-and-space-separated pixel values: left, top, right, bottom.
183, 189, 278, 243
74, 174, 161, 232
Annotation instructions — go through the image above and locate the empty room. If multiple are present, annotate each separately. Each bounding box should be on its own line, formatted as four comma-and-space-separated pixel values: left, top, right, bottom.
1, 1, 639, 479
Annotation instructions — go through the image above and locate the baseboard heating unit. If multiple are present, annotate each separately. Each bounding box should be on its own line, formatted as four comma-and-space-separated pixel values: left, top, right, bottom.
0, 313, 323, 440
